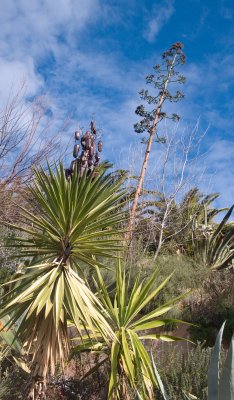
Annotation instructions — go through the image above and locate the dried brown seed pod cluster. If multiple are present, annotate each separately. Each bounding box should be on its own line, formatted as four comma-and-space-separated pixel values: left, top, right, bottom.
65, 120, 103, 179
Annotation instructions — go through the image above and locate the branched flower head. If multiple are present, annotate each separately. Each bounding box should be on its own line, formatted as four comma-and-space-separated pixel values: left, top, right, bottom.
134, 42, 186, 137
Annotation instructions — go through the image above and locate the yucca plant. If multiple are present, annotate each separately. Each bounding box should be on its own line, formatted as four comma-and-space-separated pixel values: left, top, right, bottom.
71, 260, 190, 399
0, 163, 126, 396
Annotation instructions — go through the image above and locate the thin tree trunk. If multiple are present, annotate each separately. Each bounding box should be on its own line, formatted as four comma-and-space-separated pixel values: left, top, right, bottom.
153, 199, 172, 260
128, 56, 177, 240
153, 212, 167, 260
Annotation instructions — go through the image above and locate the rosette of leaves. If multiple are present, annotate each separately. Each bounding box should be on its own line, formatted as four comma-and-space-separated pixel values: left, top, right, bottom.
0, 163, 126, 385
71, 260, 190, 399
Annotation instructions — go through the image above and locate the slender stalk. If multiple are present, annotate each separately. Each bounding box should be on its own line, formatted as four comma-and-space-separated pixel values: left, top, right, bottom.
128, 54, 177, 239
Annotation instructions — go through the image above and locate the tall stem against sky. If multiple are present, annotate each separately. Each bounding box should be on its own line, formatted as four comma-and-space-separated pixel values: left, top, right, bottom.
129, 43, 186, 237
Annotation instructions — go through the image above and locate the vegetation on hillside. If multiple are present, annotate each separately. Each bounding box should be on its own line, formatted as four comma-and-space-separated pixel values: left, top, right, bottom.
0, 43, 233, 400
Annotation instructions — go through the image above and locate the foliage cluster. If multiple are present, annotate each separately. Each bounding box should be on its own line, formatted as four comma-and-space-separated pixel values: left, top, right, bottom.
155, 342, 211, 400
0, 151, 233, 400
0, 43, 234, 400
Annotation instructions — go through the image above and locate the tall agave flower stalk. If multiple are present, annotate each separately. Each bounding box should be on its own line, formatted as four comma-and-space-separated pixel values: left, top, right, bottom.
129, 43, 186, 239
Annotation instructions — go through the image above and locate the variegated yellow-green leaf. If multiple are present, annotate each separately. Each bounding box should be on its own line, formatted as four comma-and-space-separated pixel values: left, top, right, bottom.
0, 163, 126, 379
72, 259, 189, 399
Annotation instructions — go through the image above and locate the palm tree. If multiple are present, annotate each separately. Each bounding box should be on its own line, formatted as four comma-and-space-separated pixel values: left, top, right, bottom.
0, 163, 126, 397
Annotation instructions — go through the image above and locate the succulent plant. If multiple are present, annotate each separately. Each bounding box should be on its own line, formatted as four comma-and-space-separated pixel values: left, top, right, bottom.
194, 205, 234, 270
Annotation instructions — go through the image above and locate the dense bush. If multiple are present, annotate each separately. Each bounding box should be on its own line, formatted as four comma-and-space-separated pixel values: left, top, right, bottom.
125, 254, 207, 319
0, 227, 18, 282
155, 342, 211, 399
184, 269, 234, 344
0, 365, 28, 400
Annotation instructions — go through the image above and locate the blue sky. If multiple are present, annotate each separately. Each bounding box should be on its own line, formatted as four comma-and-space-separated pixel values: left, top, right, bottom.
0, 0, 233, 208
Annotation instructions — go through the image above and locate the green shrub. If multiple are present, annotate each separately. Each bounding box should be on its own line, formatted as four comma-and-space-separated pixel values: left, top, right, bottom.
0, 226, 18, 283
126, 254, 207, 320
154, 342, 211, 399
183, 269, 234, 344
0, 365, 28, 400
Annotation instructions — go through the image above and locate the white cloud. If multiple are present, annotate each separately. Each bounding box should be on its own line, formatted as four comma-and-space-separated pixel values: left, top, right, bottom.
0, 0, 102, 164
0, 57, 42, 108
143, 0, 174, 42
0, 0, 100, 54
0, 0, 100, 101
203, 139, 234, 208
0, 0, 232, 213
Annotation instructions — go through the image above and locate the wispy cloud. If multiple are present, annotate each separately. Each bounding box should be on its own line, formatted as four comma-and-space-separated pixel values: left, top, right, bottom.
143, 0, 174, 42
0, 0, 101, 102
201, 139, 234, 208
0, 0, 233, 211
0, 57, 42, 104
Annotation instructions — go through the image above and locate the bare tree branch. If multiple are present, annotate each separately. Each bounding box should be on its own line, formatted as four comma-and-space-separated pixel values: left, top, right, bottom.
0, 83, 69, 222
132, 121, 209, 259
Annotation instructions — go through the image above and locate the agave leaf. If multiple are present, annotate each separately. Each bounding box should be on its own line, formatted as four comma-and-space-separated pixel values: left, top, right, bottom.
70, 340, 105, 355
126, 271, 173, 325
129, 330, 156, 391
211, 205, 234, 244
212, 252, 234, 271
218, 331, 234, 400
54, 273, 65, 330
208, 321, 226, 400
129, 291, 191, 330
133, 319, 172, 331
